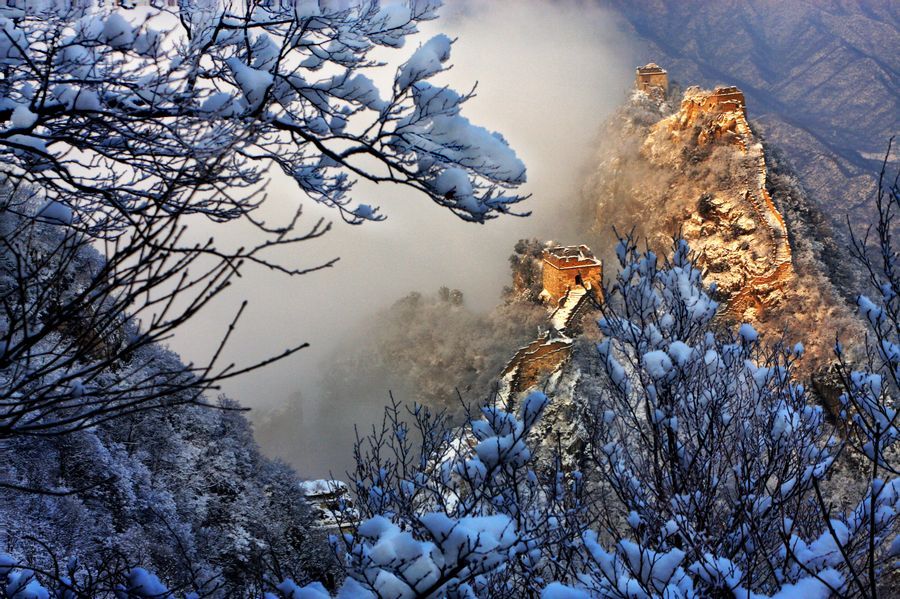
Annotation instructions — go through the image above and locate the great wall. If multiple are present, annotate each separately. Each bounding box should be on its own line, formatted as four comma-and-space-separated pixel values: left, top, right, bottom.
648, 65, 794, 322
726, 107, 794, 319
683, 84, 792, 319
501, 247, 601, 395
497, 64, 797, 399
299, 63, 859, 527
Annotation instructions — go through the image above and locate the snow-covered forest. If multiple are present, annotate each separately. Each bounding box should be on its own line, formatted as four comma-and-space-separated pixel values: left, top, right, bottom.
0, 1, 898, 598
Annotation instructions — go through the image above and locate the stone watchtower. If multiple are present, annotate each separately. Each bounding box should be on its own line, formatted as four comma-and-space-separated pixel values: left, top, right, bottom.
706, 85, 746, 116
540, 245, 603, 305
636, 63, 669, 94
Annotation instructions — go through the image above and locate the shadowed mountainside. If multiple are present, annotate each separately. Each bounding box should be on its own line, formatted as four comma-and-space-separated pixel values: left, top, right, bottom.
601, 0, 899, 231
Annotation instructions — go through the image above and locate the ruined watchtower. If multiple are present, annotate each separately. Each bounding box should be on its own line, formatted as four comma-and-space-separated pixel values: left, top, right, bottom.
540, 245, 602, 305
706, 85, 746, 116
636, 63, 669, 94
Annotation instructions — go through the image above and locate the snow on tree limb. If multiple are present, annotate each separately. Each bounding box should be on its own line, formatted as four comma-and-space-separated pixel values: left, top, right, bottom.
0, 1, 528, 229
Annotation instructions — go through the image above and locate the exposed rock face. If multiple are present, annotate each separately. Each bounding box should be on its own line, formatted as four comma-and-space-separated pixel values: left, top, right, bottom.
599, 0, 899, 234
580, 78, 862, 368
501, 78, 862, 399
495, 76, 870, 476
645, 85, 793, 321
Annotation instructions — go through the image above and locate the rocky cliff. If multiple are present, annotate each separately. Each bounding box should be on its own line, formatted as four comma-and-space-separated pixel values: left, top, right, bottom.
580, 80, 862, 367
644, 85, 793, 321
482, 81, 870, 473
598, 0, 899, 234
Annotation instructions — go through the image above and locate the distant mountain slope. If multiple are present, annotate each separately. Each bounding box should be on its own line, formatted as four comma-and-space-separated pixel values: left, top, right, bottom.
600, 0, 900, 229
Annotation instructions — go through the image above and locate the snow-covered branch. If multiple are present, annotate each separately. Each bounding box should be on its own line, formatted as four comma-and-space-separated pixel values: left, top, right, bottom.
0, 1, 527, 229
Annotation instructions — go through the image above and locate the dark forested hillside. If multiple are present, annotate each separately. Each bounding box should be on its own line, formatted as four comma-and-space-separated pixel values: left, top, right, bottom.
0, 198, 335, 595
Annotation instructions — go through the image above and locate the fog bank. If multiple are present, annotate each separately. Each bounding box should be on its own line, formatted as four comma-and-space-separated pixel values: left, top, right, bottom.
168, 0, 635, 477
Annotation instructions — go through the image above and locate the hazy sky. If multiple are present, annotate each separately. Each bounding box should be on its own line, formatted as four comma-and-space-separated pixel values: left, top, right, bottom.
167, 0, 636, 468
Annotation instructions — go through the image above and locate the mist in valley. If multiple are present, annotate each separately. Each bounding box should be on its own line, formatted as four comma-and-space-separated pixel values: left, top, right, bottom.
164, 0, 637, 477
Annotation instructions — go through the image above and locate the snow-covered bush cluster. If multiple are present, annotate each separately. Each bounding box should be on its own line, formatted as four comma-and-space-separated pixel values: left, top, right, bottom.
0, 208, 336, 588
0, 1, 531, 595
309, 390, 594, 597
6, 173, 900, 596
296, 224, 898, 598
1, 364, 338, 596
559, 232, 899, 597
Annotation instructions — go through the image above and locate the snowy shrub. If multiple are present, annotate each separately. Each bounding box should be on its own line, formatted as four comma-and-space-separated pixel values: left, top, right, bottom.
0, 556, 179, 599
0, 0, 528, 436
308, 392, 590, 597
558, 227, 899, 597
0, 392, 337, 597
0, 1, 528, 596
311, 214, 900, 598
581, 235, 838, 592
8, 217, 900, 594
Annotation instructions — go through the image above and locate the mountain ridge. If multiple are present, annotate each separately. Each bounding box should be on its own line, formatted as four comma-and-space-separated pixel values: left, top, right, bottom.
600, 0, 900, 232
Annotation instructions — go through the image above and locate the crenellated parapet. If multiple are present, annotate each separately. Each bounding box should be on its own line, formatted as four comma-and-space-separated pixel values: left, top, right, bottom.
502, 248, 603, 395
